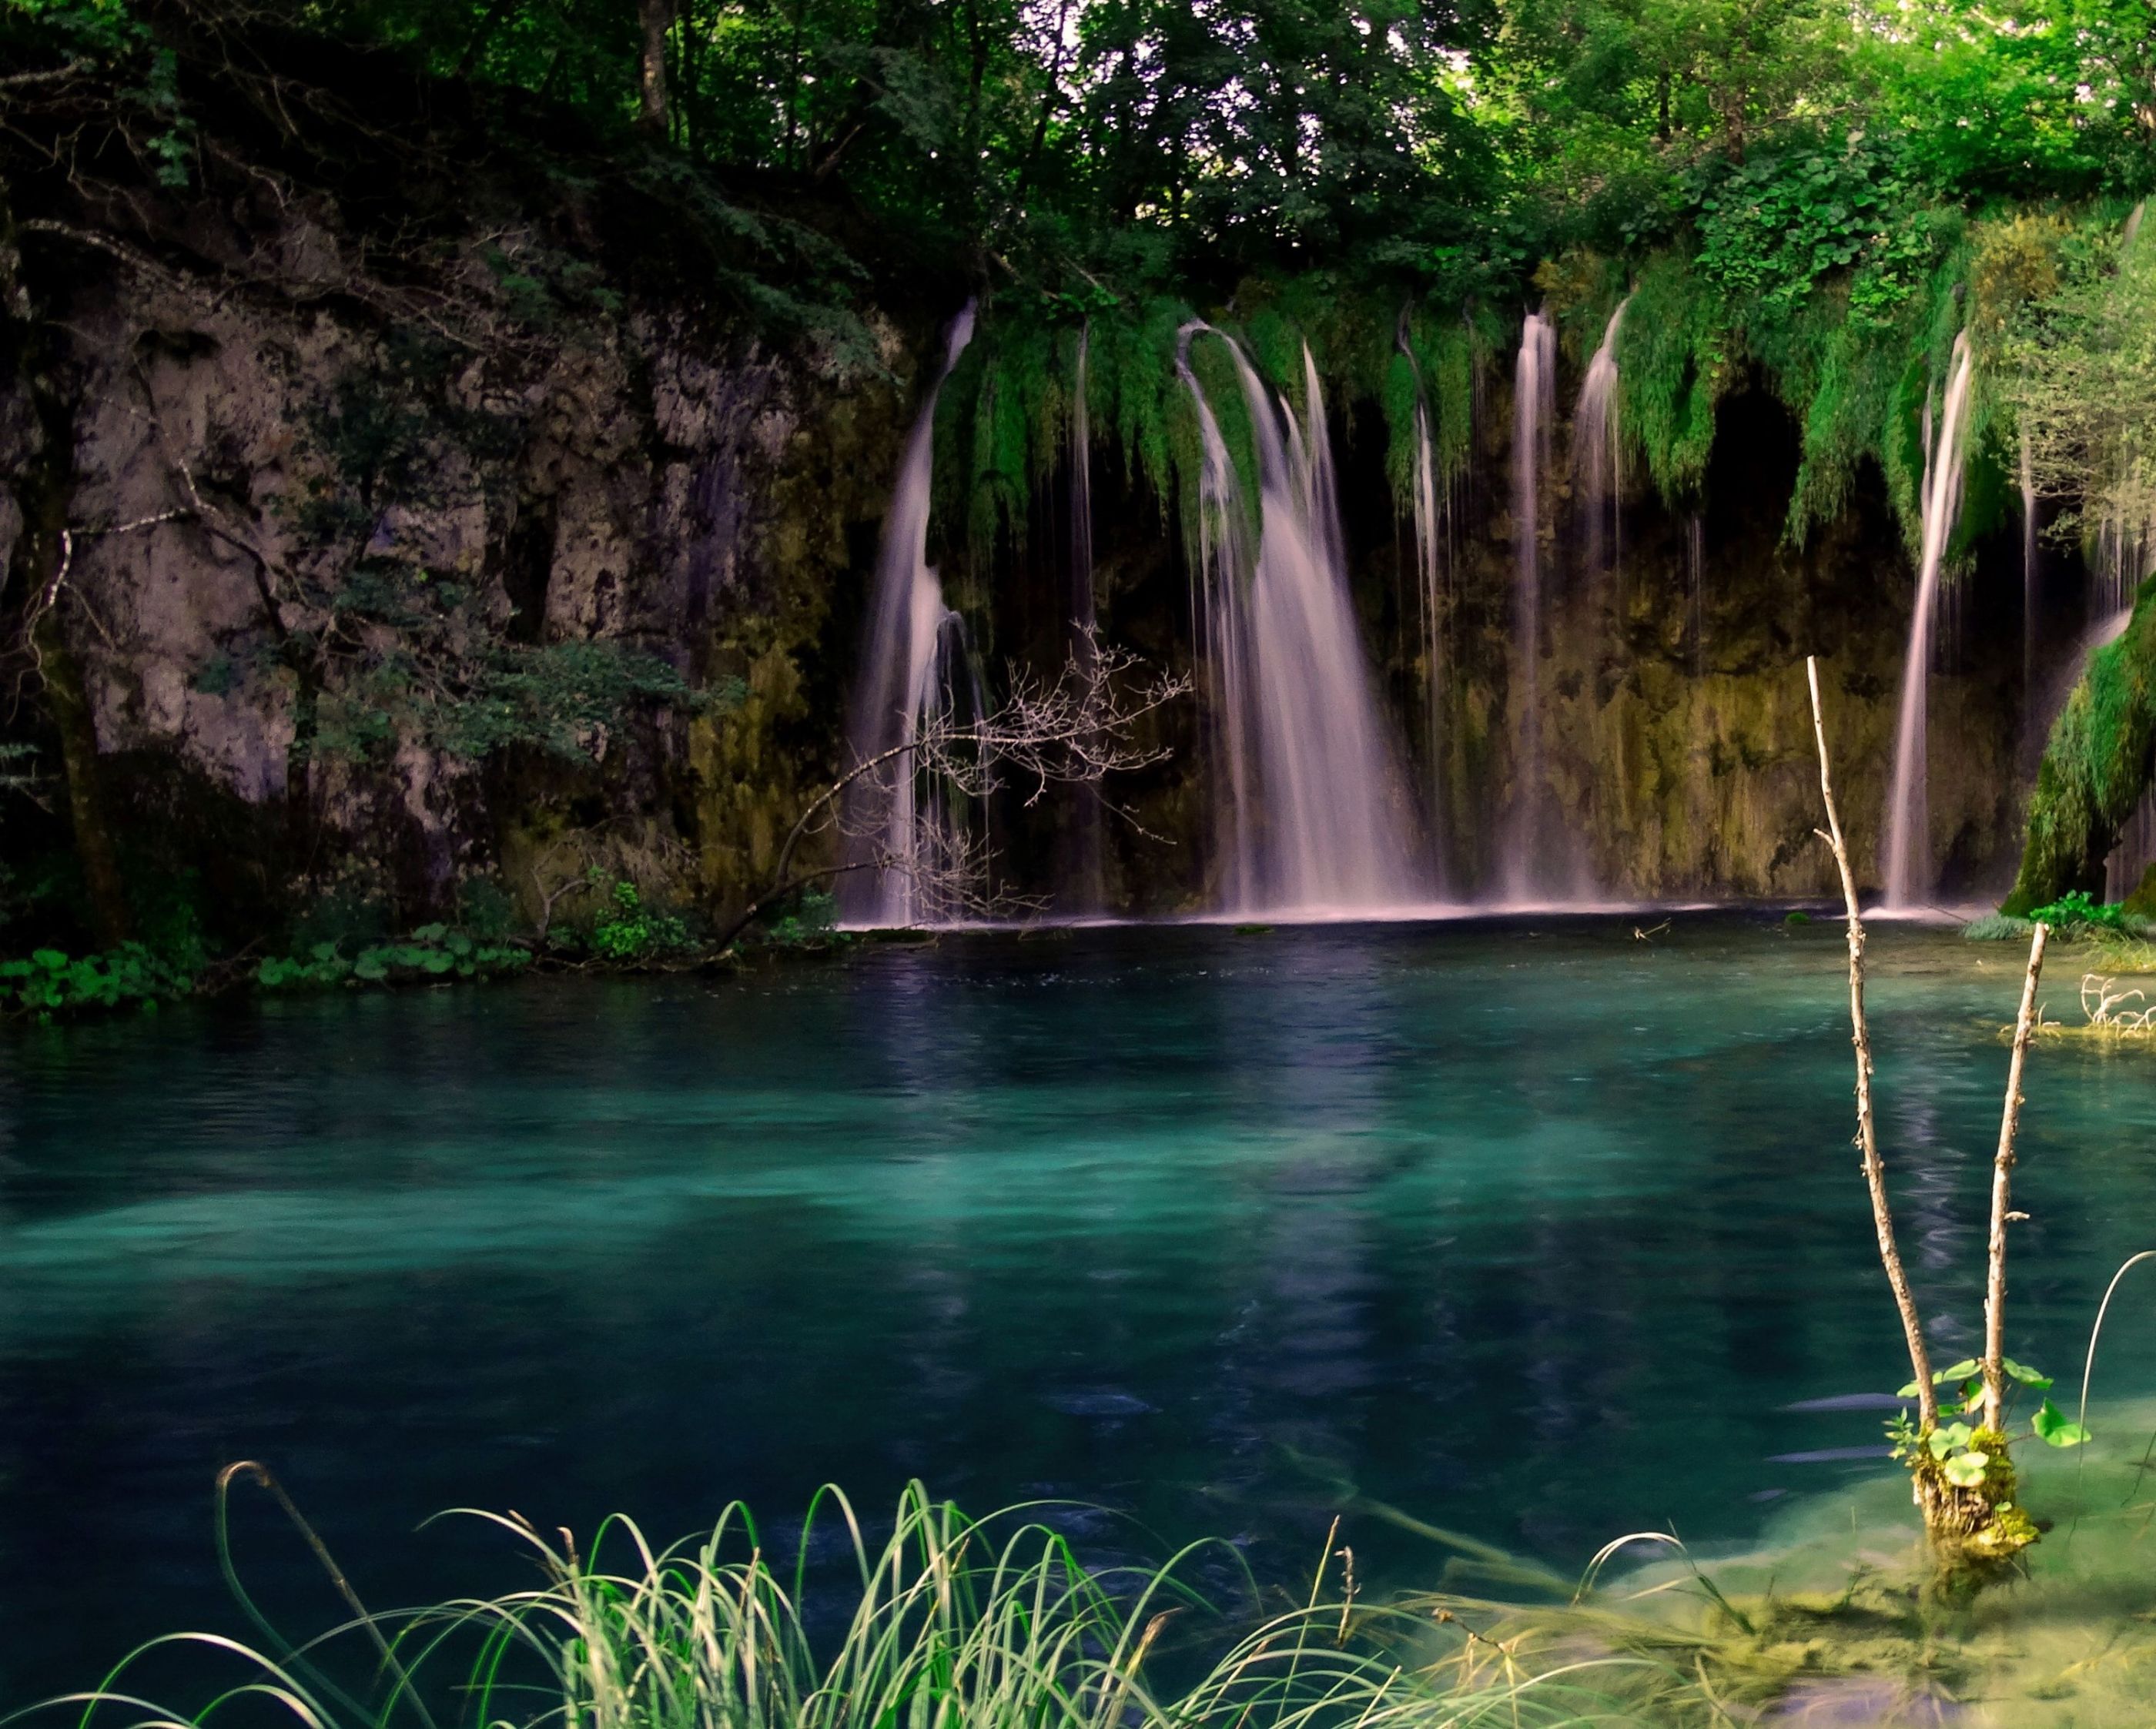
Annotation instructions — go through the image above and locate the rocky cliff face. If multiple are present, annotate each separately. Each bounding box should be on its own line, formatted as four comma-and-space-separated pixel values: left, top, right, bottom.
1, 131, 921, 943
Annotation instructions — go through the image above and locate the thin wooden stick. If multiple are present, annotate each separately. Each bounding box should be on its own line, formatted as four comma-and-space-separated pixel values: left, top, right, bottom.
1984, 922, 2048, 1433
1806, 656, 1938, 1430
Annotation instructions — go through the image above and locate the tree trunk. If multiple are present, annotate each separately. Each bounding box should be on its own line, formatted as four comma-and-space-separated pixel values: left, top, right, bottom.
638, 0, 676, 134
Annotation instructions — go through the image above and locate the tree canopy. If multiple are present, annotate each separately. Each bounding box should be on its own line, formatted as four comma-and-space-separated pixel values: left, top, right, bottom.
11, 0, 2149, 306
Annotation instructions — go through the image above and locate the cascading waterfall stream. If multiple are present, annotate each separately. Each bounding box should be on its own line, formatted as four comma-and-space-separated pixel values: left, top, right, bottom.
1177, 326, 1421, 914
1880, 329, 1975, 909
1177, 326, 1260, 910
1573, 296, 1630, 574
839, 303, 981, 927
1398, 318, 1453, 892
1499, 311, 1565, 903
2020, 426, 2038, 695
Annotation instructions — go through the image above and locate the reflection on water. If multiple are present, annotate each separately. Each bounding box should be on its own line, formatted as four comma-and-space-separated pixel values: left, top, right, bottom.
5, 918, 2156, 1704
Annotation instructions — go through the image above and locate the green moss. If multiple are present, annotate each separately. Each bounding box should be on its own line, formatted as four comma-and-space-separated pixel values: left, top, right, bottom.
1619, 250, 1731, 504
2003, 574, 2156, 915
1382, 310, 1479, 511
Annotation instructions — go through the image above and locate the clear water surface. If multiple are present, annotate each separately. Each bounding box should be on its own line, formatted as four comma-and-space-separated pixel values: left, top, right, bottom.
5, 916, 2156, 1703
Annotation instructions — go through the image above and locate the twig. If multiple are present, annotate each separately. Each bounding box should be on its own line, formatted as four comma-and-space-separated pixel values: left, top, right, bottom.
1806, 654, 1937, 1428
1983, 921, 2048, 1433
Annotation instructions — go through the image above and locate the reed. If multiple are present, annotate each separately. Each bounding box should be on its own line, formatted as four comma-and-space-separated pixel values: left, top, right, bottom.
32, 1477, 1721, 1729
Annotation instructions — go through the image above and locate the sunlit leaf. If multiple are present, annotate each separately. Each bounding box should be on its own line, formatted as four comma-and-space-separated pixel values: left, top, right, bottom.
2033, 1400, 2091, 1447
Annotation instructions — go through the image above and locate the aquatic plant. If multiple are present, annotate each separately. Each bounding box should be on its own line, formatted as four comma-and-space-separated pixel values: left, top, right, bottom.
0, 941, 193, 1017
1805, 658, 2085, 1590
49, 1474, 1714, 1729
256, 925, 531, 988
50, 1410, 2156, 1729
2025, 889, 2139, 934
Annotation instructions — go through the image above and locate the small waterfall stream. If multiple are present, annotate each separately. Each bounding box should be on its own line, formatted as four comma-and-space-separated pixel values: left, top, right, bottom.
839, 303, 980, 926
2020, 426, 2039, 694
1500, 311, 1563, 902
1399, 320, 1453, 891
1573, 296, 1630, 573
1880, 330, 1975, 908
1178, 326, 1421, 914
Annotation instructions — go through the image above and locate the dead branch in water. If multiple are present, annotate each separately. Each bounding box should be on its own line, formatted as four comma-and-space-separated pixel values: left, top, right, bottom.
1983, 924, 2048, 1433
1806, 654, 1937, 1429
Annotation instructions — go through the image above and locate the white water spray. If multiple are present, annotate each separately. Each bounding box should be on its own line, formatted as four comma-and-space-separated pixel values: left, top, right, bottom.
2020, 426, 2038, 695
1178, 328, 1421, 914
1880, 330, 1974, 908
1573, 296, 1630, 573
1500, 312, 1565, 902
839, 304, 980, 926
1399, 317, 1453, 889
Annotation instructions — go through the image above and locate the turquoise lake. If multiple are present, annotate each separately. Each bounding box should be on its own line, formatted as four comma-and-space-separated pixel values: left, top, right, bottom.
5, 915, 2156, 1703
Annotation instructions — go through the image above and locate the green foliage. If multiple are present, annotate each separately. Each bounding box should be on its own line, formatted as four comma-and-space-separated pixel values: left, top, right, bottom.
3, 0, 194, 185
0, 942, 192, 1017
256, 925, 529, 990
1692, 133, 1940, 323
587, 877, 691, 961
50, 1475, 1779, 1729
1616, 251, 1729, 503
310, 609, 705, 766
2007, 209, 2156, 543
2004, 575, 2156, 916
762, 888, 840, 947
2026, 889, 2139, 935
1385, 311, 1481, 510
1964, 912, 2036, 942
1886, 1356, 2087, 1507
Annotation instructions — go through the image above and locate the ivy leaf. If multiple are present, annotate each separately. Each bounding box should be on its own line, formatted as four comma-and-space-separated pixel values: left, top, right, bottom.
1933, 1359, 1980, 1383
2003, 1359, 2054, 1390
1944, 1451, 1990, 1488
2033, 1400, 2091, 1447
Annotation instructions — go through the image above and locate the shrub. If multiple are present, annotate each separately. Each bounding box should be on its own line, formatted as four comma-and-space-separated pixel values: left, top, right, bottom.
588, 879, 691, 961
257, 925, 529, 990
0, 944, 194, 1017
2026, 890, 2141, 935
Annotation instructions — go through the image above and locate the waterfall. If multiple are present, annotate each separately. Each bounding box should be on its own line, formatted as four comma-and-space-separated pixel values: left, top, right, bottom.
1880, 331, 1975, 909
1499, 311, 1562, 902
1573, 296, 1630, 573
1177, 327, 1421, 915
2020, 426, 2038, 694
839, 303, 981, 926
1065, 328, 1105, 913
1399, 317, 1451, 891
